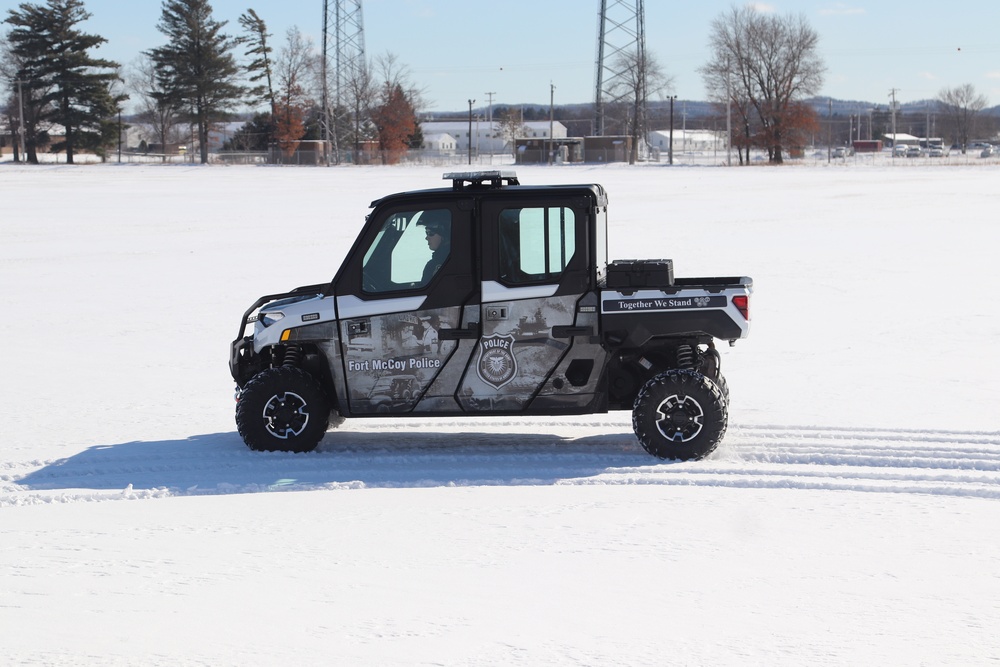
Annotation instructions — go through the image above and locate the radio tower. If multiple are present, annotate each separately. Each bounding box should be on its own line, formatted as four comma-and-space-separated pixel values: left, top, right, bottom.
322, 0, 366, 164
594, 0, 646, 141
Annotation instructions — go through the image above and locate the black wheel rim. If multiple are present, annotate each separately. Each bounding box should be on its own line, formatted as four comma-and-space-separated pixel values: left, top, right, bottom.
261, 391, 310, 439
654, 393, 704, 442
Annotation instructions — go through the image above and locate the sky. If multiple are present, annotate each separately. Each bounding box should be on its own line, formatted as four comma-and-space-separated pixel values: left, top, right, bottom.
33, 0, 1000, 113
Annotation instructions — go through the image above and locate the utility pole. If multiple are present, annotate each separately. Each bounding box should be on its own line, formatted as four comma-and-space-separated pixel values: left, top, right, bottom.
890, 88, 899, 158
485, 91, 495, 161
668, 95, 676, 165
548, 83, 555, 165
468, 99, 475, 165
925, 101, 931, 148
681, 100, 687, 154
827, 97, 832, 163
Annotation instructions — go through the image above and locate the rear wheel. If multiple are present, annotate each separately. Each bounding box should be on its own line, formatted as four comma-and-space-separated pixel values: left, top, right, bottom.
713, 373, 730, 403
632, 369, 728, 460
236, 367, 331, 453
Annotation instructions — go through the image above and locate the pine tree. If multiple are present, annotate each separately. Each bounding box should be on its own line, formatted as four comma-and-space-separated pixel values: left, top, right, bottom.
223, 111, 272, 151
235, 9, 276, 150
147, 0, 245, 164
4, 0, 123, 164
236, 9, 275, 111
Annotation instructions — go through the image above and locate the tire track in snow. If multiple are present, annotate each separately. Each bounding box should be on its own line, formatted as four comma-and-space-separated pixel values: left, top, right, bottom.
707, 425, 1000, 499
2, 422, 999, 506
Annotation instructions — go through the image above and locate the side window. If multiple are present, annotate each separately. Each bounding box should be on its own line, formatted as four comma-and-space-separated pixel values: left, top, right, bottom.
499, 207, 576, 284
362, 209, 452, 294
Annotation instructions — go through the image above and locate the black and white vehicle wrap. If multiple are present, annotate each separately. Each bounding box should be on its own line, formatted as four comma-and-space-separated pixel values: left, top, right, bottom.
600, 280, 752, 343
230, 171, 753, 461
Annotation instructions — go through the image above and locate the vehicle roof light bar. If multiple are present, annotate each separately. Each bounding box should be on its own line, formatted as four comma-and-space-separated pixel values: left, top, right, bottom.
443, 170, 520, 190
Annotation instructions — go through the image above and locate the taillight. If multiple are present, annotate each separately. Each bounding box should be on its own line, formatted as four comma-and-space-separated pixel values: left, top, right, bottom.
732, 295, 749, 320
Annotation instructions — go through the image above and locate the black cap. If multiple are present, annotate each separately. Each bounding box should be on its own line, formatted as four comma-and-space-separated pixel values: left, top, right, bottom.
418, 210, 450, 236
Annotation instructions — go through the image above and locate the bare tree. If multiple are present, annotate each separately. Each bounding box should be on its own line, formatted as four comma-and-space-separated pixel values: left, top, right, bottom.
609, 48, 672, 163
700, 5, 825, 164
319, 52, 412, 163
338, 53, 375, 157
272, 26, 314, 158
127, 54, 183, 159
937, 84, 988, 153
727, 94, 758, 166
495, 106, 527, 157
369, 52, 422, 163
372, 52, 424, 113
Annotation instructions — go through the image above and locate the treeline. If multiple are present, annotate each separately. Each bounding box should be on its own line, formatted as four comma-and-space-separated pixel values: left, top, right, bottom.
1, 0, 424, 164
2, 1, 994, 165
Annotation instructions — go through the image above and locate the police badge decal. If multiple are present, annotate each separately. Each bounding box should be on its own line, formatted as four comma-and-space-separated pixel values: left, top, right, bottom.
476, 334, 517, 389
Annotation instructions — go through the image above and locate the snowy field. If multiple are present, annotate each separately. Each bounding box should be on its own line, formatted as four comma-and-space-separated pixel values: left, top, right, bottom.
2, 162, 999, 666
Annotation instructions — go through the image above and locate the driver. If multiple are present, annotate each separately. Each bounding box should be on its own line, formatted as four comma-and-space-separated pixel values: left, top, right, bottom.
418, 210, 451, 283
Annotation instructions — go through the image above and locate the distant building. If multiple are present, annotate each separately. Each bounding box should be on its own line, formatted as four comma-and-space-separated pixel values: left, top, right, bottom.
420, 120, 567, 154
583, 136, 632, 163
648, 129, 727, 153
883, 133, 920, 147
422, 133, 456, 153
853, 140, 883, 153
514, 137, 583, 164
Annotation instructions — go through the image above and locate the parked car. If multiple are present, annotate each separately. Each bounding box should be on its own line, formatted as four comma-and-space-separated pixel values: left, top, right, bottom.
981, 145, 994, 158
832, 147, 853, 158
906, 146, 922, 158
893, 145, 908, 157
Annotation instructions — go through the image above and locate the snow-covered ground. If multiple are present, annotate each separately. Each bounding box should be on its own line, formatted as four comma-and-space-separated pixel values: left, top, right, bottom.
2, 162, 999, 666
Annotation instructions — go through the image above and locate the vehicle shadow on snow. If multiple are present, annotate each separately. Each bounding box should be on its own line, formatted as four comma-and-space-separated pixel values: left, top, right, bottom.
17, 428, 661, 496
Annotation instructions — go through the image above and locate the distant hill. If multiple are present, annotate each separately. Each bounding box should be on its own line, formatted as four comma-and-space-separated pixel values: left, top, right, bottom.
429, 96, 999, 122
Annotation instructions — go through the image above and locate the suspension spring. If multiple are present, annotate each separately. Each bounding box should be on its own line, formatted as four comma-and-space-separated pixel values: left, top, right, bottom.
282, 344, 303, 367
676, 344, 695, 369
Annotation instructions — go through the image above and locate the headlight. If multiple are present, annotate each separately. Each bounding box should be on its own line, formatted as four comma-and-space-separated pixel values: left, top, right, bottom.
259, 311, 285, 327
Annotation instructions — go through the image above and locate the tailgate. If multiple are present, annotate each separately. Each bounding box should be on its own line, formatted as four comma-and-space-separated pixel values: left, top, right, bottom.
600, 277, 752, 342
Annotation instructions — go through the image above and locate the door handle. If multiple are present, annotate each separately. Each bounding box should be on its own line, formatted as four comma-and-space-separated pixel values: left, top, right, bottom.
438, 322, 480, 340
552, 325, 593, 339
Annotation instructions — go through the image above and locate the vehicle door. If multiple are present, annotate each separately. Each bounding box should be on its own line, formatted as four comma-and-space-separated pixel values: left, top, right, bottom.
334, 200, 478, 415
457, 196, 600, 412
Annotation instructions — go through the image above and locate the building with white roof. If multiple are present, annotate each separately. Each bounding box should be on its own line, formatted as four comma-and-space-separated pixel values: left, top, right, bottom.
420, 120, 567, 154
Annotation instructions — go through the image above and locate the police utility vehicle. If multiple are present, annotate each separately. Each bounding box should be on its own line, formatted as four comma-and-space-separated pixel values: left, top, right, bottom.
230, 171, 752, 460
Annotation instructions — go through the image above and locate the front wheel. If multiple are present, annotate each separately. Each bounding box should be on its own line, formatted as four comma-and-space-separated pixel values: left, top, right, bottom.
632, 369, 728, 460
236, 367, 331, 453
